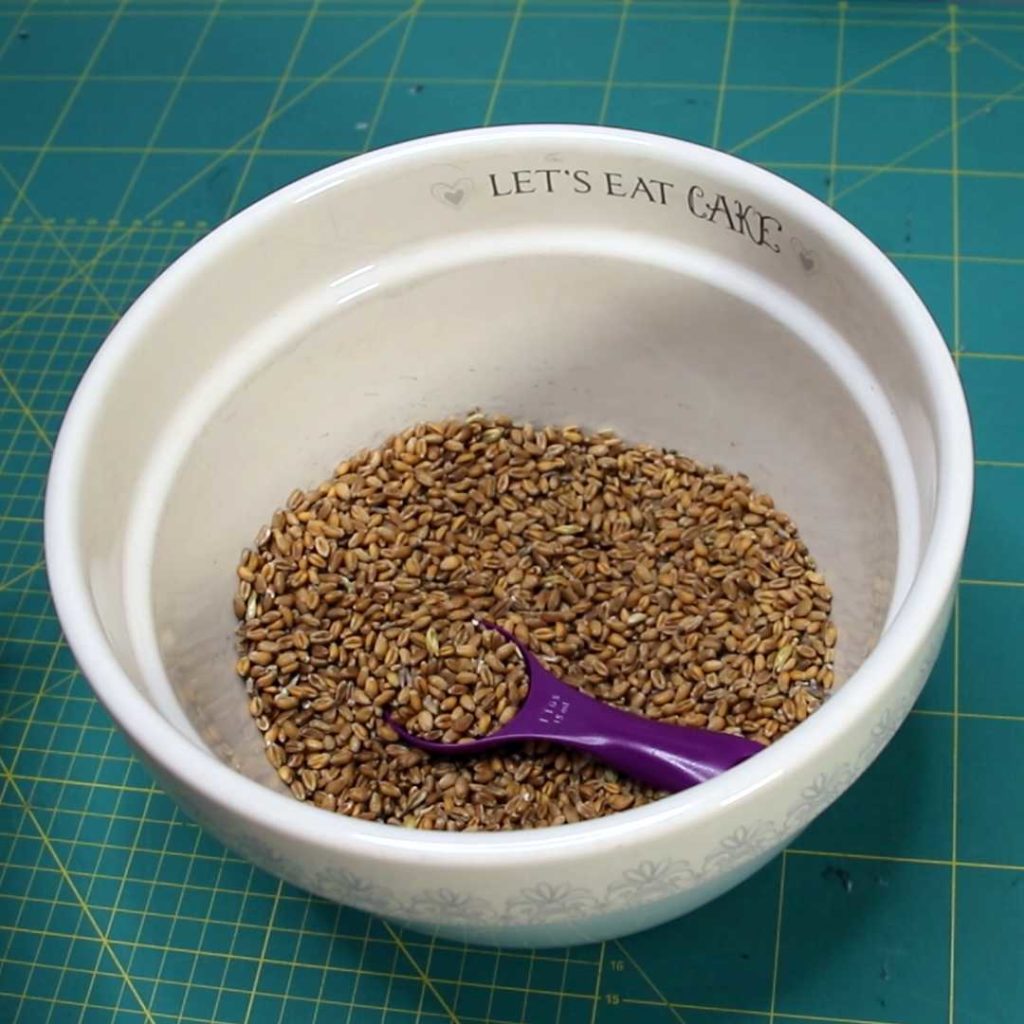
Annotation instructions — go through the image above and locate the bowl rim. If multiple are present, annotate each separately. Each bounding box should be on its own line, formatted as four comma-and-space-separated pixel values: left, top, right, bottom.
45, 124, 973, 867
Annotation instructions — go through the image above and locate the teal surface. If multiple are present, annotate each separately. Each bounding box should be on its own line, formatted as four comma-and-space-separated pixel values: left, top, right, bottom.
0, 2, 1021, 1022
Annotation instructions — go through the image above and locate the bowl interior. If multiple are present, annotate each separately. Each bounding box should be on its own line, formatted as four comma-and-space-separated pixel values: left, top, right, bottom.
68, 129, 940, 789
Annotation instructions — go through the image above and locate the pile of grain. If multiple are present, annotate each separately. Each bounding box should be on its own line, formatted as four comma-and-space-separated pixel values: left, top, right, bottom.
233, 414, 835, 831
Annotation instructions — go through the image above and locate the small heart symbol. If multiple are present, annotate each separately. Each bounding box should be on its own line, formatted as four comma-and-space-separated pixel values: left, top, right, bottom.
431, 179, 473, 209
790, 236, 818, 273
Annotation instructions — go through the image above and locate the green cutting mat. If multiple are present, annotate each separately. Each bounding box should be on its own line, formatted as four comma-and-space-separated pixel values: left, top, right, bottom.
1, 0, 1023, 1021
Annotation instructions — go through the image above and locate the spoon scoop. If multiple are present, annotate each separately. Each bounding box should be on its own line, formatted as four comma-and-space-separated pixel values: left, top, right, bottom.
390, 622, 763, 793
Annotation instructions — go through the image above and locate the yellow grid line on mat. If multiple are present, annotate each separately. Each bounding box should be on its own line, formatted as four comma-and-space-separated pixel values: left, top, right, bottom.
0, 559, 46, 593
620, 1000, 903, 1024
767, 851, 787, 1022
587, 939, 605, 1024
947, 7, 962, 1024
825, 0, 846, 206
0, 369, 51, 449
0, 2, 35, 65
596, 0, 628, 125
0, 4, 1001, 33
223, 0, 324, 216
479, 939, 502, 1024
614, 939, 686, 1024
710, 0, 738, 149
482, 0, 524, 126
361, 0, 422, 151
0, 756, 159, 1022
383, 922, 463, 1024
728, 23, 950, 156
10, 72, 1024, 105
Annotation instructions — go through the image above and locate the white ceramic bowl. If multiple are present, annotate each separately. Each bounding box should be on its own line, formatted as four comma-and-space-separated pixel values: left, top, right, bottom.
46, 126, 972, 948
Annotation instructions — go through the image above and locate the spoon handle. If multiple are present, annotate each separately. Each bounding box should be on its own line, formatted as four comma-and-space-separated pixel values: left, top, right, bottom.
520, 669, 763, 792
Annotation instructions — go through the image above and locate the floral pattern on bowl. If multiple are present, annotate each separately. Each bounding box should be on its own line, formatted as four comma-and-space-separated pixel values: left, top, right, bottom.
185, 694, 915, 933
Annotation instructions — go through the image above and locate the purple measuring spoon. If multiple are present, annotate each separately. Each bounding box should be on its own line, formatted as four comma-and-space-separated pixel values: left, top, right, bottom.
389, 622, 763, 793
